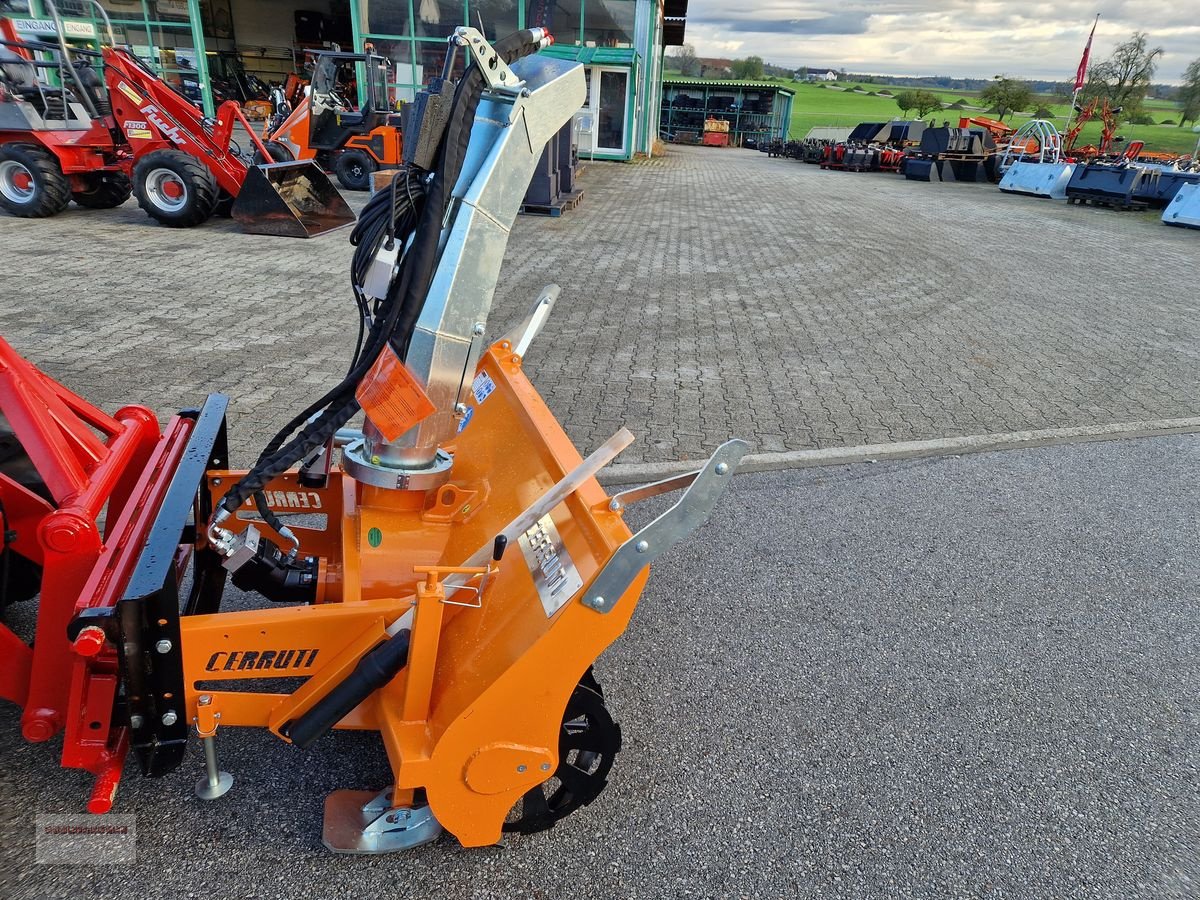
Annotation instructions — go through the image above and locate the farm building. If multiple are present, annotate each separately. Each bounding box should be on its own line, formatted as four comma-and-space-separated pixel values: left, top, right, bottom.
660, 77, 794, 146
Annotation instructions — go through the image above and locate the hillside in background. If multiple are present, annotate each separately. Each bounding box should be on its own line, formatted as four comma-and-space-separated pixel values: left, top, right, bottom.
664, 67, 1198, 156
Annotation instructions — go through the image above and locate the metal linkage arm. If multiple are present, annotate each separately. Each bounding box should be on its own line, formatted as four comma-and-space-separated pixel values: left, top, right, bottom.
581, 440, 750, 614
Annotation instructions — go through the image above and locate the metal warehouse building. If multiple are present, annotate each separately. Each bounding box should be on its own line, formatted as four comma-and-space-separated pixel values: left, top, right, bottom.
6, 0, 688, 161
660, 77, 794, 146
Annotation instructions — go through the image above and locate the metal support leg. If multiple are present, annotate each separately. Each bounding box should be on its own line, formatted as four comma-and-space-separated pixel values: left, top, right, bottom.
194, 695, 232, 800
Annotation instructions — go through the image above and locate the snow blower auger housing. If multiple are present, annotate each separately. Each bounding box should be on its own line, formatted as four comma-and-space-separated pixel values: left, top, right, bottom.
0, 28, 746, 853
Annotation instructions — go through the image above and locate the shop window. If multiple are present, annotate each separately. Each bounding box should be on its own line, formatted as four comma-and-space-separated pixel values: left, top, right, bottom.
526, 0, 580, 44
414, 0, 466, 38
371, 38, 416, 85
148, 0, 191, 23
467, 0, 519, 40
364, 0, 413, 36
582, 0, 633, 47
414, 37, 465, 84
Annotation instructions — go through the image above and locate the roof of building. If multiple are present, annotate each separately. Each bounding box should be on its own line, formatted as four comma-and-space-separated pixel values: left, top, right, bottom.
541, 44, 638, 66
662, 77, 796, 96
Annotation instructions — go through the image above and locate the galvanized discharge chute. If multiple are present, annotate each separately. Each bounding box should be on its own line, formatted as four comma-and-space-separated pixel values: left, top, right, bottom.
232, 160, 356, 238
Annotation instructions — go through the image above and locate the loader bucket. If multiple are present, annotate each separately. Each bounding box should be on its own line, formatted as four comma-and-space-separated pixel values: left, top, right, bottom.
231, 161, 356, 238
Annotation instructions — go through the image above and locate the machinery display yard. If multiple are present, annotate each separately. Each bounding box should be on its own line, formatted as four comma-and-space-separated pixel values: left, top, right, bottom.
2, 145, 1199, 898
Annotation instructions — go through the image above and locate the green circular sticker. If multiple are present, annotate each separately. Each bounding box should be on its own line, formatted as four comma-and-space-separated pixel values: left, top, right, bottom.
367, 527, 383, 548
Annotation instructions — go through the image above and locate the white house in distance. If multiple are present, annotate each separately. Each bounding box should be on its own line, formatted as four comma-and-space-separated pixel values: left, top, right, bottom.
795, 67, 839, 82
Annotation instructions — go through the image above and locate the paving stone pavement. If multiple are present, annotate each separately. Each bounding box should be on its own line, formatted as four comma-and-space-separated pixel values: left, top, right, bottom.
1, 146, 1196, 466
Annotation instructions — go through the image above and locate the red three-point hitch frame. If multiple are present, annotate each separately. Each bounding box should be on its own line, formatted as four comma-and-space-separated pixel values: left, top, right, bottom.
0, 338, 227, 812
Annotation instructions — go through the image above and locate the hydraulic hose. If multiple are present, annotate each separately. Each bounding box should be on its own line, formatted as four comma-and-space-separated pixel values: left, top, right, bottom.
214, 30, 552, 532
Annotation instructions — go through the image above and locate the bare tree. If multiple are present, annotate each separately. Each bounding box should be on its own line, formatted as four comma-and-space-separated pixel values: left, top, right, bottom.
1081, 31, 1163, 119
668, 44, 700, 77
1178, 57, 1200, 127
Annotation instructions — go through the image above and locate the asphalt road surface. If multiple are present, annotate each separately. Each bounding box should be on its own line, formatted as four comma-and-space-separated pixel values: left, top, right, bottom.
1, 434, 1197, 898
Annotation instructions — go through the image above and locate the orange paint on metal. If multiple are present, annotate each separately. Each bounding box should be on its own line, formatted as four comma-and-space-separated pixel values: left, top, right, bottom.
178, 340, 649, 848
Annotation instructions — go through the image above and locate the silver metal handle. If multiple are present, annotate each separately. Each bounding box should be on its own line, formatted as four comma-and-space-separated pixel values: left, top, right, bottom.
581, 439, 749, 614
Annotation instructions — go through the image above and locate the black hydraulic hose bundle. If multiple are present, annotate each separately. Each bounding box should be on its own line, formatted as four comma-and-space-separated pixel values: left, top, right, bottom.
213, 30, 550, 537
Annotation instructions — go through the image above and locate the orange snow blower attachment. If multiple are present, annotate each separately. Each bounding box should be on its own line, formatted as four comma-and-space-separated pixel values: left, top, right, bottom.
0, 27, 745, 854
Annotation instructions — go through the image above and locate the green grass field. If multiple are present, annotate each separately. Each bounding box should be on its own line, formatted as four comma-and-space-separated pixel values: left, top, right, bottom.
777, 80, 1197, 155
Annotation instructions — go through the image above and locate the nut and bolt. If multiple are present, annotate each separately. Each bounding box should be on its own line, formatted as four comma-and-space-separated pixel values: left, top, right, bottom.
715, 462, 729, 475
155, 639, 172, 654
540, 763, 551, 771
635, 540, 649, 554
472, 323, 485, 336
454, 403, 469, 416
608, 498, 623, 512
198, 695, 212, 707
161, 710, 178, 727
129, 715, 144, 729
517, 764, 527, 773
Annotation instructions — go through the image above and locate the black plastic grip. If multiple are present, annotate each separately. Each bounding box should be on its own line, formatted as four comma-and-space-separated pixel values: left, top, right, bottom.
286, 629, 411, 749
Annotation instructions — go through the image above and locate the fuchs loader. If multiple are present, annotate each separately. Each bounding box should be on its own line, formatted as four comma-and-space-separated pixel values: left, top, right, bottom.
0, 26, 745, 852
0, 1, 353, 237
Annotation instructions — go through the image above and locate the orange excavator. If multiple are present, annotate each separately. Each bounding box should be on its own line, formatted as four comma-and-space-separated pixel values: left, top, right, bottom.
264, 49, 403, 191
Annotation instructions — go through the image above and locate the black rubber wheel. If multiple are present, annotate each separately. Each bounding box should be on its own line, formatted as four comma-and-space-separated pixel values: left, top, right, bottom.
0, 143, 71, 218
132, 149, 219, 227
71, 170, 133, 209
334, 149, 376, 191
0, 416, 47, 609
502, 676, 622, 835
262, 140, 295, 163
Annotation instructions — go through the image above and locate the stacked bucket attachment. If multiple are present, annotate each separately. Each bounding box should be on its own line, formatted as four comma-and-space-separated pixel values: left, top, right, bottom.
232, 160, 356, 238
998, 161, 1077, 200
1065, 162, 1200, 212
902, 126, 999, 184
0, 28, 744, 854
1163, 182, 1200, 228
996, 120, 1075, 200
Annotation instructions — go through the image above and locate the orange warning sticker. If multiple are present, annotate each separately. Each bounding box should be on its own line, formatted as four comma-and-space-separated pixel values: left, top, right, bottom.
355, 345, 437, 442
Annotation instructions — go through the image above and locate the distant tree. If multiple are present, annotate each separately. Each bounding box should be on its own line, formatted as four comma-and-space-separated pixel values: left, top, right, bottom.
980, 76, 1034, 120
894, 90, 919, 116
1178, 57, 1200, 127
795, 66, 808, 80
1080, 32, 1163, 120
894, 89, 941, 118
668, 43, 700, 77
731, 56, 764, 80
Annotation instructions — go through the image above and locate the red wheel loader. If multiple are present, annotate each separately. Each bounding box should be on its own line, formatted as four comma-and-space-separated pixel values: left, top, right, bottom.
0, 4, 353, 237
0, 27, 745, 852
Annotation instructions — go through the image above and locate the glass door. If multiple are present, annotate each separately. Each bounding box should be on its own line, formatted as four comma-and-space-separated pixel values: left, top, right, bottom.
576, 66, 629, 159
594, 67, 628, 155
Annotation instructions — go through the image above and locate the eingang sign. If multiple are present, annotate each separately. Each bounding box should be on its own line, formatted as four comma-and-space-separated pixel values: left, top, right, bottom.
13, 18, 99, 40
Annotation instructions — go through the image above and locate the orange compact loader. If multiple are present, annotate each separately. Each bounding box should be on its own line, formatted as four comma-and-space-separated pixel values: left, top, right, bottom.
0, 27, 744, 853
265, 49, 403, 191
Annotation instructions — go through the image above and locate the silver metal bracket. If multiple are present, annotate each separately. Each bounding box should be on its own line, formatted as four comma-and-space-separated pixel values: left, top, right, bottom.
582, 439, 749, 614
454, 26, 524, 96
501, 284, 559, 359
322, 789, 444, 854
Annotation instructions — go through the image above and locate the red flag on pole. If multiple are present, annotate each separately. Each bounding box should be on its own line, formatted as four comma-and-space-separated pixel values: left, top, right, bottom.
1074, 16, 1098, 92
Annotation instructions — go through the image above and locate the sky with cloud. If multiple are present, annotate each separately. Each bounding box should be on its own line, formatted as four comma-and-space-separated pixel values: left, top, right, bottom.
681, 2, 1198, 83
